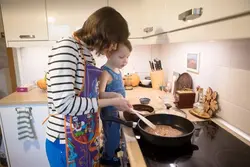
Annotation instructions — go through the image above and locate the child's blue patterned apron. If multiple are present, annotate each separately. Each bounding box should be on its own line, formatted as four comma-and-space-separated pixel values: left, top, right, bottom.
64, 35, 102, 167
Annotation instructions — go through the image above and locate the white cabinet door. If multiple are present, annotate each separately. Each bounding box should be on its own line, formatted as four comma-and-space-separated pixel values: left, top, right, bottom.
165, 0, 250, 31
1, 0, 48, 41
109, 0, 145, 38
141, 0, 169, 36
0, 105, 49, 167
46, 0, 107, 40
167, 15, 250, 43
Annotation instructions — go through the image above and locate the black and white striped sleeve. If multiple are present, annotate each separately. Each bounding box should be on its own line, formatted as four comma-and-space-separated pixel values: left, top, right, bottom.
47, 39, 98, 116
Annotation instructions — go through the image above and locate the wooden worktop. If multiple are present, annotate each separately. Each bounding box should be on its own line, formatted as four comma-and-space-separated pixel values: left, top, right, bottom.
0, 88, 47, 105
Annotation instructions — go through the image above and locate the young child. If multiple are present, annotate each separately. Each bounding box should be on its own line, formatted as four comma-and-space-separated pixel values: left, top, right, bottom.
99, 40, 132, 166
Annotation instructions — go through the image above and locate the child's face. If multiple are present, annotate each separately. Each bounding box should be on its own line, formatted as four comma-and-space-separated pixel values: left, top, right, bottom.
107, 44, 130, 69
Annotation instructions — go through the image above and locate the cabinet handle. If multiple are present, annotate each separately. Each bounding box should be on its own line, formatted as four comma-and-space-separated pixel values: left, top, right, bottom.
19, 35, 35, 39
178, 8, 203, 21
143, 27, 153, 33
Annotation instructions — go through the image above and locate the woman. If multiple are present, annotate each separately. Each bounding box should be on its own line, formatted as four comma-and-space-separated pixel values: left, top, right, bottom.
45, 6, 131, 167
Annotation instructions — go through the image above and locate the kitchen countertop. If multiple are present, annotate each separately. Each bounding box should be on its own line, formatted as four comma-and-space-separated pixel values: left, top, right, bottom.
122, 87, 204, 167
1, 86, 249, 167
123, 87, 250, 167
0, 88, 47, 105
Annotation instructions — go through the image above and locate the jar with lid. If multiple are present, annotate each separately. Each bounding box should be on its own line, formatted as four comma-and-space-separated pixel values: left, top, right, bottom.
193, 88, 204, 114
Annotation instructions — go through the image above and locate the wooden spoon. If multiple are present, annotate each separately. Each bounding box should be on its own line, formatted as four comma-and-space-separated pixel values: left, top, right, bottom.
131, 109, 156, 130
137, 110, 151, 115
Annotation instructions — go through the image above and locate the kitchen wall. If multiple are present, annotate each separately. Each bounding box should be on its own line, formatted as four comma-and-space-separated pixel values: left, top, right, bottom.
16, 44, 161, 85
14, 38, 250, 135
159, 39, 250, 135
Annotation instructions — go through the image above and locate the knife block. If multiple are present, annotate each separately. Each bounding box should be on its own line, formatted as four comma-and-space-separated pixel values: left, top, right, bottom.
150, 70, 166, 89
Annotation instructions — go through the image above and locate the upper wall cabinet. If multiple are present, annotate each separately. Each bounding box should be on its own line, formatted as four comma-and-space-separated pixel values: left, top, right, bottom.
141, 0, 169, 36
164, 0, 250, 31
167, 15, 250, 43
109, 0, 145, 38
1, 0, 249, 46
1, 0, 48, 42
46, 0, 107, 40
109, 0, 250, 40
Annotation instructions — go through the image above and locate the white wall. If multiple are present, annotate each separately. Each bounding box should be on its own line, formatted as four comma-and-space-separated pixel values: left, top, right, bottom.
15, 38, 250, 135
17, 47, 52, 85
16, 44, 160, 85
121, 45, 161, 79
160, 39, 250, 135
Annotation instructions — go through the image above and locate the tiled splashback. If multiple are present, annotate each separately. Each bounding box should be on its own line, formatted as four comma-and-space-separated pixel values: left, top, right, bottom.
16, 44, 160, 85
159, 39, 250, 135
95, 45, 161, 79
16, 38, 250, 135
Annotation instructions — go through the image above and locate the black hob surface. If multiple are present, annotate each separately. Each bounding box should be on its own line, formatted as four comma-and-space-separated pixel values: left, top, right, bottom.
133, 121, 250, 167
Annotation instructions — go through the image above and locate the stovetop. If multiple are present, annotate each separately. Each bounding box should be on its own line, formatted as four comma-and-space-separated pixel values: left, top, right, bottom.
133, 121, 250, 167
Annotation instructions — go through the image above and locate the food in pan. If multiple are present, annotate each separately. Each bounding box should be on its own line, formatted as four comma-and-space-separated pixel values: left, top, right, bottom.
144, 125, 183, 137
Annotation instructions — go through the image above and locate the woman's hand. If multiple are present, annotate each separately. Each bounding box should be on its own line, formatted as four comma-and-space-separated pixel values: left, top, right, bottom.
99, 92, 123, 99
113, 97, 132, 111
113, 93, 123, 98
98, 97, 132, 111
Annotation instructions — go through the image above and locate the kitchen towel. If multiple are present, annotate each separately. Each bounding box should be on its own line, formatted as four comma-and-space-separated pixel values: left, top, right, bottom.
16, 107, 36, 140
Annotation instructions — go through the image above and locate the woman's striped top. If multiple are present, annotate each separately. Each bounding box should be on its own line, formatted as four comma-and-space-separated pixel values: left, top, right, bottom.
46, 36, 98, 144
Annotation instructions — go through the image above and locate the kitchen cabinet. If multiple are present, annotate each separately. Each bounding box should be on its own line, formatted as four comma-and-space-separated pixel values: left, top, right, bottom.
46, 0, 107, 40
109, 0, 145, 38
47, 0, 150, 41
141, 0, 169, 36
163, 0, 250, 32
141, 0, 250, 37
167, 15, 250, 43
0, 0, 48, 42
142, 0, 250, 42
110, 0, 250, 42
0, 105, 49, 167
1, 0, 249, 46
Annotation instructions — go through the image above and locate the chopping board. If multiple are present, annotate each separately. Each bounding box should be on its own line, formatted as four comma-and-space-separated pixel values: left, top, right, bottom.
176, 73, 193, 91
189, 108, 211, 119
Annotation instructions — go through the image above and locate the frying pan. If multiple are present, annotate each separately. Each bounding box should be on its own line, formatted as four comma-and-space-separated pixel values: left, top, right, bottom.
123, 104, 154, 122
102, 114, 195, 147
